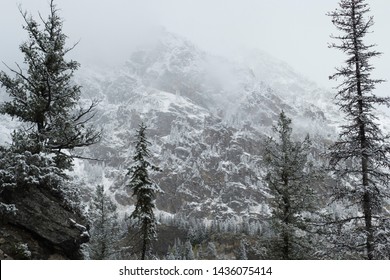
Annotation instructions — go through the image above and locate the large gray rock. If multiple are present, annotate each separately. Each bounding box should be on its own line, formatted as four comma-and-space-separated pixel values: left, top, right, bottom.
0, 186, 89, 259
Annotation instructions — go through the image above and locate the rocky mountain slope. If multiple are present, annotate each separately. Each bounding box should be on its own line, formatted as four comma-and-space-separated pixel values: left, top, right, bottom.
69, 30, 338, 221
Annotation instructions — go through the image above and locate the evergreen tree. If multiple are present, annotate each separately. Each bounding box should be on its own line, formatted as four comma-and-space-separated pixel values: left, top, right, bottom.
205, 242, 218, 259
0, 1, 100, 216
0, 0, 100, 170
173, 238, 182, 260
184, 240, 195, 260
327, 0, 390, 259
165, 247, 176, 260
88, 185, 120, 260
127, 123, 162, 260
264, 112, 319, 259
237, 240, 248, 260
195, 244, 203, 260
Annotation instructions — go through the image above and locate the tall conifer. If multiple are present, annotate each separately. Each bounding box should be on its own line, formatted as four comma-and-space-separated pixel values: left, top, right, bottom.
264, 112, 319, 259
328, 0, 390, 259
0, 0, 100, 172
127, 123, 162, 260
88, 185, 120, 260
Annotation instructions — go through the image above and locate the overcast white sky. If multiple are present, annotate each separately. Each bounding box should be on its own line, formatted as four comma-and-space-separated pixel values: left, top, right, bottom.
1, 0, 389, 93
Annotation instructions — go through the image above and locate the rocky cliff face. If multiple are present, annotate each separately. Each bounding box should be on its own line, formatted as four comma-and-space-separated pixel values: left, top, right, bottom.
71, 31, 337, 221
0, 185, 89, 259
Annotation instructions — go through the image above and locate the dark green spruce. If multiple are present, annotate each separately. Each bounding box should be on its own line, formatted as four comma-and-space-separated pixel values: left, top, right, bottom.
88, 185, 120, 260
264, 112, 320, 259
127, 123, 162, 260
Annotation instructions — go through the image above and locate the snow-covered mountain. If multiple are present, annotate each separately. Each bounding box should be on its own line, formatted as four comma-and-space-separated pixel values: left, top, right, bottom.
59, 30, 340, 221
0, 30, 346, 221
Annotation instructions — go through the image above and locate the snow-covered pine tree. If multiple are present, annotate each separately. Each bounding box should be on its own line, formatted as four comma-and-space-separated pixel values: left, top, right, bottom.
173, 238, 182, 260
205, 241, 218, 260
87, 185, 120, 260
0, 0, 100, 177
195, 244, 203, 260
264, 112, 319, 259
127, 123, 162, 260
236, 240, 248, 260
165, 247, 176, 260
183, 240, 195, 260
327, 0, 390, 259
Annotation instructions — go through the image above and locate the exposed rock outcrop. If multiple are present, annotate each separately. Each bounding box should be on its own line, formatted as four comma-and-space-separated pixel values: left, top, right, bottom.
0, 186, 89, 260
